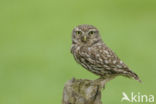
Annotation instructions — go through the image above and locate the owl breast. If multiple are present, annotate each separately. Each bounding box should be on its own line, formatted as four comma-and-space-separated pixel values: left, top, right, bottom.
71, 44, 108, 76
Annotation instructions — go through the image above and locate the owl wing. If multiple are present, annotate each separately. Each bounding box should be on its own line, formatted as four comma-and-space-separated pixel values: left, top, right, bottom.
88, 43, 140, 81
91, 43, 128, 72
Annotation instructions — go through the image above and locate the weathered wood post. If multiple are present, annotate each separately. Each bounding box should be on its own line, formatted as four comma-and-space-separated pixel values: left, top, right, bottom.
62, 78, 109, 104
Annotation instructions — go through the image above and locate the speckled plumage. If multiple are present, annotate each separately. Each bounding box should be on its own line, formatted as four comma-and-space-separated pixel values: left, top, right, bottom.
71, 24, 141, 82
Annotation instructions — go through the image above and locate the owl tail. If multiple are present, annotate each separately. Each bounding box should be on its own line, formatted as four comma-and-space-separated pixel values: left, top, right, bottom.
131, 72, 142, 83
122, 70, 142, 83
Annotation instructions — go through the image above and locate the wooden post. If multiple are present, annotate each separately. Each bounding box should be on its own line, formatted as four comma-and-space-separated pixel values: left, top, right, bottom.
62, 78, 108, 104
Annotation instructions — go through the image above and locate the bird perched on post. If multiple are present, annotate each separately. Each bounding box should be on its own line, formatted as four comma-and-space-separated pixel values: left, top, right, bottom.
71, 24, 141, 82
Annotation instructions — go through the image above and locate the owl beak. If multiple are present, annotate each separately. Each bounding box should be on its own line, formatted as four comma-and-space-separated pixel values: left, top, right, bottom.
83, 36, 87, 41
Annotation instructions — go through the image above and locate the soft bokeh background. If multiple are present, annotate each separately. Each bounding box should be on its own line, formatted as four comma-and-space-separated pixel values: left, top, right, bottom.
0, 0, 156, 104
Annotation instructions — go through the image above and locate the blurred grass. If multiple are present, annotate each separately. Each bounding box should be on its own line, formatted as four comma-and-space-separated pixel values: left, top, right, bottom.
0, 0, 156, 104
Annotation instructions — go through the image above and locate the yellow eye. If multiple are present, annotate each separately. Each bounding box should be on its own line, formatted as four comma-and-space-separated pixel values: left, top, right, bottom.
89, 31, 94, 35
76, 31, 81, 35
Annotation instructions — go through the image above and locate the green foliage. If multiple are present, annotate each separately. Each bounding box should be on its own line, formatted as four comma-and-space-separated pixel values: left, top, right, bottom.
0, 0, 156, 104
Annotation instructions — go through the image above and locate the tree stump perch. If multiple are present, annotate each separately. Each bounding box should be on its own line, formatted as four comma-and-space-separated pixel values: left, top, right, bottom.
62, 78, 109, 104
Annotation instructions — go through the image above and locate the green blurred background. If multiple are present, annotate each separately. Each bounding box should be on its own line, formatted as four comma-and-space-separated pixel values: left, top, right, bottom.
0, 0, 156, 104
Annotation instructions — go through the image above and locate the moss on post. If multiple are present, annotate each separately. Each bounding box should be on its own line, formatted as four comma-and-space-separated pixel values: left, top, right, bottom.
62, 78, 108, 104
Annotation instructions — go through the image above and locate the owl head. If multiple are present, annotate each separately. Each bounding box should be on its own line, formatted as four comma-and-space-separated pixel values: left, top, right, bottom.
72, 24, 102, 45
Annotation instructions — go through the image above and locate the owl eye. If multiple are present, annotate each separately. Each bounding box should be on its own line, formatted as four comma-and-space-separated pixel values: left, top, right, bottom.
89, 31, 94, 35
76, 31, 82, 35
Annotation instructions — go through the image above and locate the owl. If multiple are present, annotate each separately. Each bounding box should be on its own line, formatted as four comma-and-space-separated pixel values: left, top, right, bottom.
71, 24, 141, 82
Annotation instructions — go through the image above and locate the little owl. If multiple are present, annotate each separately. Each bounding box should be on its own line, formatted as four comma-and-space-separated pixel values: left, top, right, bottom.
71, 24, 141, 82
